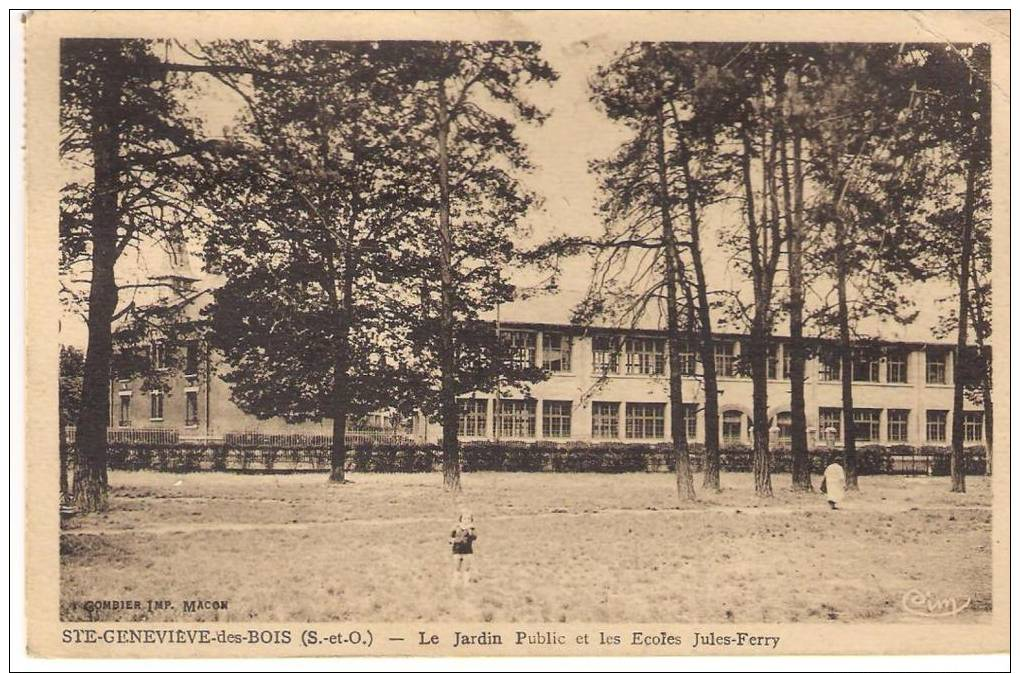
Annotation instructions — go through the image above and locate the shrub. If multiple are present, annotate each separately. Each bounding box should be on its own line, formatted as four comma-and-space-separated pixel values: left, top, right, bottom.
102, 441, 988, 476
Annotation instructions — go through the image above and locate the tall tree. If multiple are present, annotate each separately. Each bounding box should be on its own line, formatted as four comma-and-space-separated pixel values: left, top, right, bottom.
194, 41, 432, 483
60, 39, 216, 511
942, 45, 990, 494
910, 44, 992, 491
798, 44, 930, 491
398, 42, 557, 492
659, 44, 730, 493
532, 44, 730, 496
773, 54, 812, 491
706, 46, 789, 497
583, 42, 701, 500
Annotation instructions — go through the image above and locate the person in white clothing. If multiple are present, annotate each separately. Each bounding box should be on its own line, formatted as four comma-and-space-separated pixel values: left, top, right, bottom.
822, 457, 847, 510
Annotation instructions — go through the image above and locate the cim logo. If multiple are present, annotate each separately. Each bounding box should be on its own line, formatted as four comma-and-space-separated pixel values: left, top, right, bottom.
901, 588, 971, 618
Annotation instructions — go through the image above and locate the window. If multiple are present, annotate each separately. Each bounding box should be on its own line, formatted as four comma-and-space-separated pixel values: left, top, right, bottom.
149, 390, 164, 421
542, 333, 572, 373
767, 344, 780, 380
721, 410, 744, 446
495, 399, 536, 438
624, 337, 666, 376
680, 403, 697, 440
542, 400, 572, 438
714, 341, 737, 377
963, 411, 984, 442
503, 330, 537, 370
150, 341, 167, 371
852, 353, 880, 382
887, 409, 909, 443
775, 411, 792, 445
926, 410, 948, 443
677, 343, 697, 376
853, 408, 881, 442
185, 342, 200, 376
819, 407, 842, 442
118, 394, 131, 427
886, 352, 908, 384
819, 350, 842, 382
767, 344, 792, 380
592, 335, 621, 375
458, 398, 488, 437
926, 351, 948, 384
592, 402, 620, 439
185, 391, 199, 427
625, 402, 665, 439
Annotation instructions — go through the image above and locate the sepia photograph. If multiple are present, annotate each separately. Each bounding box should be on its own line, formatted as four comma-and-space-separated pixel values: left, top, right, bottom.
20, 9, 1009, 659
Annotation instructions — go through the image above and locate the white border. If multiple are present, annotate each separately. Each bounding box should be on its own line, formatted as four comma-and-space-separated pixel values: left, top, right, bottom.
7, 5, 1014, 672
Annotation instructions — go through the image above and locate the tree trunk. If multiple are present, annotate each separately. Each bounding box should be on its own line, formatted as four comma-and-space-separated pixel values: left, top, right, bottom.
772, 65, 810, 492
329, 309, 353, 483
950, 149, 978, 493
435, 79, 461, 492
329, 395, 349, 483
982, 376, 993, 476
835, 248, 858, 491
750, 322, 773, 497
72, 54, 123, 513
736, 115, 774, 498
674, 130, 720, 492
327, 131, 361, 484
59, 421, 69, 499
699, 342, 721, 493
654, 106, 695, 502
777, 94, 811, 492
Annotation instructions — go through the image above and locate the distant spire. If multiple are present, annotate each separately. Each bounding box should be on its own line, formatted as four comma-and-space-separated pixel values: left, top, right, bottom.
149, 234, 199, 297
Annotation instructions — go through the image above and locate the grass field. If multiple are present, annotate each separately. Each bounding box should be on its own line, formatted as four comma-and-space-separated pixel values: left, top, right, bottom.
60, 470, 993, 623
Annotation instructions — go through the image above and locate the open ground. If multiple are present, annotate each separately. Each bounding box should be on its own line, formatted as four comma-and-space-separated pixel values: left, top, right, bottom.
60, 470, 992, 623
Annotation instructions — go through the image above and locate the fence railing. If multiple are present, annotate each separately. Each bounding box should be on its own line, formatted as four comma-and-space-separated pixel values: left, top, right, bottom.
93, 441, 988, 475
64, 426, 181, 446
223, 430, 414, 447
63, 426, 414, 448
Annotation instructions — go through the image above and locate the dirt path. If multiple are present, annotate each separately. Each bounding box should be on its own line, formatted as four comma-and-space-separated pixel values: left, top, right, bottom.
62, 500, 991, 537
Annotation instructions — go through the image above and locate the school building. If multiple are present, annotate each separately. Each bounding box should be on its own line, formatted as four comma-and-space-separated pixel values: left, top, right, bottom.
111, 316, 987, 450
105, 242, 986, 448
412, 322, 987, 448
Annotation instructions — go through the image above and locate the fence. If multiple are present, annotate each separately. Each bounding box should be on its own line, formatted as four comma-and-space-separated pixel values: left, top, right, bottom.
64, 426, 180, 446
63, 427, 413, 448
97, 440, 988, 476
223, 430, 414, 447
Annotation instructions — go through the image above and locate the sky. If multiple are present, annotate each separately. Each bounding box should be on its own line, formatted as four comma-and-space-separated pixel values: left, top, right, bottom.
59, 38, 957, 348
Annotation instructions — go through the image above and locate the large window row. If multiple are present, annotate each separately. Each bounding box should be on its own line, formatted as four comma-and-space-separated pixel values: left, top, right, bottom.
817, 349, 944, 385
457, 399, 984, 444
457, 399, 696, 440
500, 331, 952, 386
816, 407, 983, 444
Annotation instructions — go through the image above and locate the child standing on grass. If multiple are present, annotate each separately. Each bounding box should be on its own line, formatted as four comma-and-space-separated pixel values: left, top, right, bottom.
821, 456, 846, 510
450, 510, 477, 587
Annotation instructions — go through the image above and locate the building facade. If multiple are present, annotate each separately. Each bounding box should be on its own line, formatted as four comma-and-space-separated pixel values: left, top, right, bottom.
110, 318, 987, 449
417, 322, 986, 448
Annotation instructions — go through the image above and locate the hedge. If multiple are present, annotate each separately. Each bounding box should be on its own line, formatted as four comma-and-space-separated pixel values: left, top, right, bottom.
100, 441, 988, 476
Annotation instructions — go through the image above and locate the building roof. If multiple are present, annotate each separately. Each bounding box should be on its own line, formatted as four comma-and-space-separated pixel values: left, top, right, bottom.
490, 290, 958, 348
